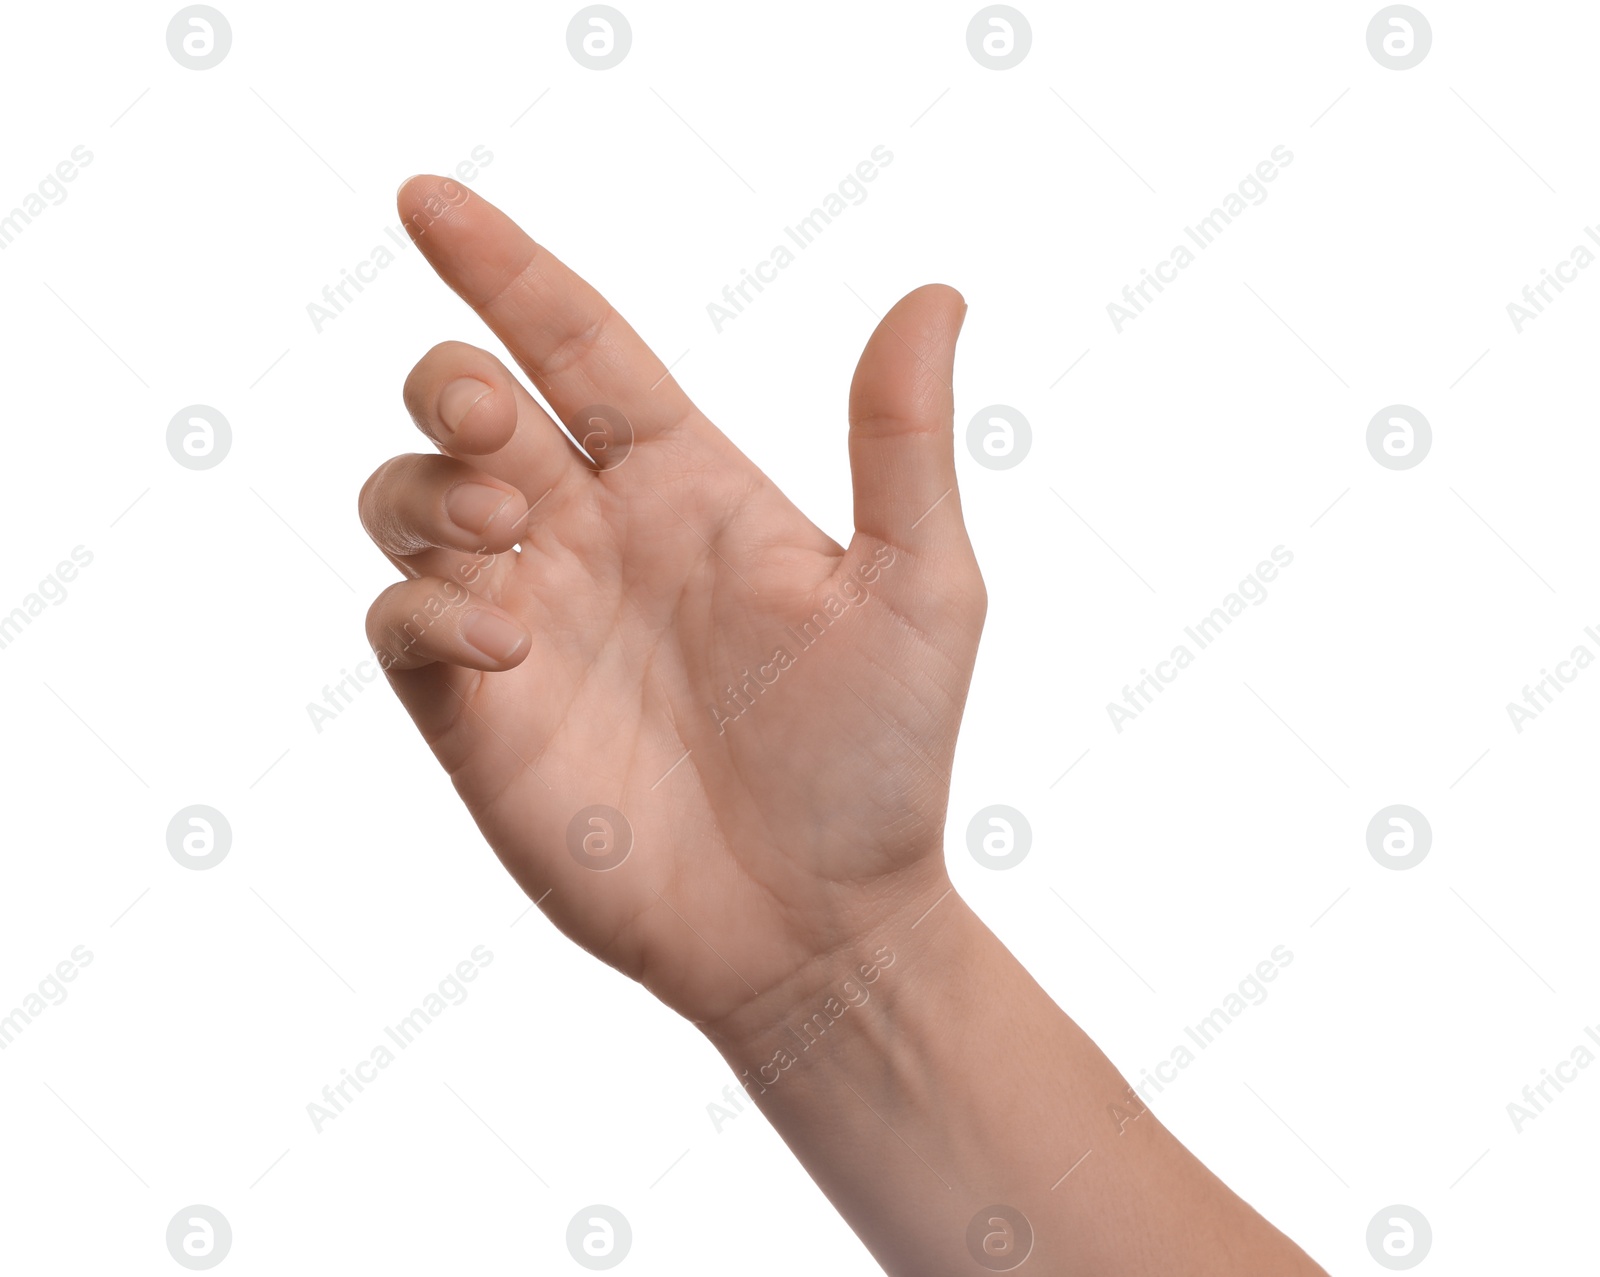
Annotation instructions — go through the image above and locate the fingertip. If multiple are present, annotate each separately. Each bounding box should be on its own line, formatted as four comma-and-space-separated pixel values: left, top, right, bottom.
396, 174, 453, 224
896, 283, 967, 335
395, 173, 476, 245
397, 172, 448, 207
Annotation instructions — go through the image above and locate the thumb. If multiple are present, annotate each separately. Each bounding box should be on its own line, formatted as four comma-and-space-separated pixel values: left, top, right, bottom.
847, 283, 969, 552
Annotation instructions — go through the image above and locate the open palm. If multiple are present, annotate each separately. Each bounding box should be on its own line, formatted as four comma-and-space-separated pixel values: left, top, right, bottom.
362, 177, 984, 1031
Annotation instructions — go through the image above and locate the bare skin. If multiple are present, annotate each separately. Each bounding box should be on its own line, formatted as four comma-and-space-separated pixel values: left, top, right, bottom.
360, 174, 1330, 1276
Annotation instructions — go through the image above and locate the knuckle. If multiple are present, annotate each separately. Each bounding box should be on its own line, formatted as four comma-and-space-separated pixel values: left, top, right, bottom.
541, 307, 614, 379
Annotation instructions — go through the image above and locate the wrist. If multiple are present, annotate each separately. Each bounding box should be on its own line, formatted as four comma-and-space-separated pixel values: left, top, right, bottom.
697, 863, 995, 1083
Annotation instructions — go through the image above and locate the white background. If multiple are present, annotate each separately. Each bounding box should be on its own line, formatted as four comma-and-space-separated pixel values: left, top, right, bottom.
1, 0, 1595, 1272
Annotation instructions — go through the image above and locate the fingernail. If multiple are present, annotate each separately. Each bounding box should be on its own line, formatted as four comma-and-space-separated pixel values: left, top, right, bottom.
446, 483, 513, 535
438, 378, 494, 434
462, 610, 529, 665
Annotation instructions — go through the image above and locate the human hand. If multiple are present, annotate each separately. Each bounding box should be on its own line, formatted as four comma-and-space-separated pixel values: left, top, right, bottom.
361, 176, 983, 1035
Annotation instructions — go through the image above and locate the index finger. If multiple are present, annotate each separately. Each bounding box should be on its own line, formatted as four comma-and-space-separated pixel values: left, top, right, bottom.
397, 175, 698, 451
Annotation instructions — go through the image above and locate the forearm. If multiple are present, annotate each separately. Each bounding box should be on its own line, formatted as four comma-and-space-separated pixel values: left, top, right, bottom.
703, 881, 1327, 1276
